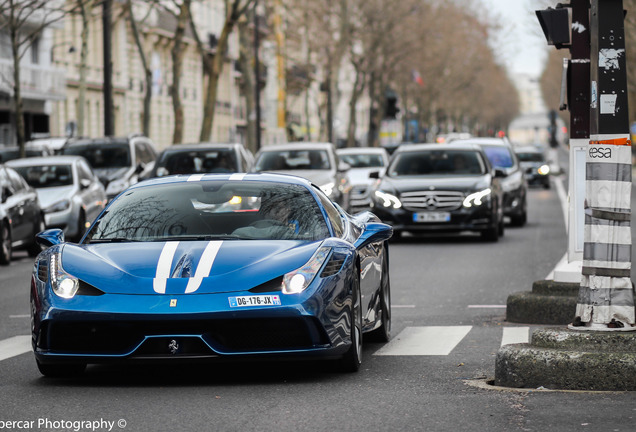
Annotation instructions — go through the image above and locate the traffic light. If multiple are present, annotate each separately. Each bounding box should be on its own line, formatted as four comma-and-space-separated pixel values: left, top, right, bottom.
385, 95, 399, 119
536, 6, 571, 49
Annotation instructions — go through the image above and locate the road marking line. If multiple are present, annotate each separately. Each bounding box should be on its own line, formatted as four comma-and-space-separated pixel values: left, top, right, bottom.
501, 327, 530, 346
467, 305, 506, 309
0, 336, 31, 362
392, 305, 416, 308
374, 326, 472, 356
9, 315, 30, 318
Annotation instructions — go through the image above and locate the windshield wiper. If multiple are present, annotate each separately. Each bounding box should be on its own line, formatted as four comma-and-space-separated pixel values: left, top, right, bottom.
87, 238, 143, 243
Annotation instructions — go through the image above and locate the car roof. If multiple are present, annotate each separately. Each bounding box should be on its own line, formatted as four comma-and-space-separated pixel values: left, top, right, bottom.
452, 137, 510, 147
159, 142, 243, 153
256, 142, 335, 152
393, 142, 484, 154
5, 155, 85, 166
131, 172, 316, 190
336, 147, 388, 155
65, 137, 130, 147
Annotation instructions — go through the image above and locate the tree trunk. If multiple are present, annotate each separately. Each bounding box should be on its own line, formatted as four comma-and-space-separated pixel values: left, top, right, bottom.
238, 16, 256, 153
346, 66, 365, 148
77, 0, 93, 137
10, 19, 25, 155
170, 0, 189, 144
127, 0, 152, 136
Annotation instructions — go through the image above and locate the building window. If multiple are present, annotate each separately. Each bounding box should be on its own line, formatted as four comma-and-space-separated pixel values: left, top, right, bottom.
31, 37, 40, 64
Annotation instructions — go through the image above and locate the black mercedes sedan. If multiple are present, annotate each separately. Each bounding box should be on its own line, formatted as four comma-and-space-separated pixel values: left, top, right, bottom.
369, 143, 505, 241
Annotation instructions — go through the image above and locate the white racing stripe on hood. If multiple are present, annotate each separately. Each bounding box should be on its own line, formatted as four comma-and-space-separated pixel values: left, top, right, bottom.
187, 174, 205, 182
229, 173, 246, 180
185, 240, 223, 293
153, 240, 224, 294
153, 241, 180, 293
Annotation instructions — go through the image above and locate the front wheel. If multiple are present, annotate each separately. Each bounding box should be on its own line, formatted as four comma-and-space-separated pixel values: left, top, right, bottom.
338, 271, 363, 372
0, 221, 11, 265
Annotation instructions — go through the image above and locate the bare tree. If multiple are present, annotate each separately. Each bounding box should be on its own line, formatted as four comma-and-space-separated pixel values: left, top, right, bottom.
189, 0, 255, 142
0, 0, 74, 154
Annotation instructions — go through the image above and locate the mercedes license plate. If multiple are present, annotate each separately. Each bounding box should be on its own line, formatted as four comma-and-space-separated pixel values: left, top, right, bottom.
413, 212, 451, 222
229, 295, 281, 308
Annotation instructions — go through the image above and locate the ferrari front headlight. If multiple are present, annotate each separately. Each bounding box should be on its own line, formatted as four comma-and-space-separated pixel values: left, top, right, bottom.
50, 252, 79, 299
282, 246, 331, 294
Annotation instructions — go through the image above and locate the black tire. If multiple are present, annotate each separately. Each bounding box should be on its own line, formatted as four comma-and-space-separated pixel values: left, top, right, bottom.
27, 215, 46, 257
36, 360, 86, 377
339, 270, 363, 372
481, 225, 499, 242
367, 255, 391, 343
0, 221, 11, 265
510, 211, 527, 227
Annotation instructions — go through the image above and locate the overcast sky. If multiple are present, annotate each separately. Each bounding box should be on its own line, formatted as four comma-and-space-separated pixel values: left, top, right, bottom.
479, 0, 549, 79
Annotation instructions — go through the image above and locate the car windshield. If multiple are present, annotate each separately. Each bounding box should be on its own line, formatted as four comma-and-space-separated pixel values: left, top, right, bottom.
84, 181, 330, 242
63, 143, 131, 169
339, 153, 385, 168
155, 149, 237, 176
516, 152, 545, 163
13, 165, 73, 188
388, 150, 486, 177
482, 146, 515, 169
0, 149, 45, 162
255, 150, 331, 171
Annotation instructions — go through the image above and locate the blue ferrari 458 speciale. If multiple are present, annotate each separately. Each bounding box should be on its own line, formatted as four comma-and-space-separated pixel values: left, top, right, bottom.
31, 173, 393, 376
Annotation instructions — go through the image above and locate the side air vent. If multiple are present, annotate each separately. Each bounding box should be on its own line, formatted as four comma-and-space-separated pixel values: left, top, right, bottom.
249, 276, 283, 293
77, 281, 105, 296
37, 260, 48, 282
321, 257, 345, 277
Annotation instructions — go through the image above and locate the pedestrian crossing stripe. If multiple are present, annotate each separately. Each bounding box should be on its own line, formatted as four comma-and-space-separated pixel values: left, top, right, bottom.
373, 326, 530, 356
0, 335, 31, 362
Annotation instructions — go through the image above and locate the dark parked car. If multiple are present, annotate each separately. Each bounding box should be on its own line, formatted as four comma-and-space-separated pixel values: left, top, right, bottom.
0, 164, 45, 263
61, 135, 157, 200
149, 142, 254, 178
369, 143, 505, 241
252, 142, 351, 209
452, 138, 527, 226
514, 145, 551, 189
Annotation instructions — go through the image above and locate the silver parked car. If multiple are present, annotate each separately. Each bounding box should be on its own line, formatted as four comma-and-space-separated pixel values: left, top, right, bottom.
337, 147, 389, 213
7, 156, 107, 242
252, 142, 351, 209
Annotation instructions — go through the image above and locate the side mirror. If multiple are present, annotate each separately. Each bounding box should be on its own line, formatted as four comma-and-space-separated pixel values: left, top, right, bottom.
369, 171, 380, 179
354, 222, 393, 249
36, 228, 65, 248
1, 186, 11, 203
135, 162, 146, 174
494, 168, 507, 178
79, 179, 92, 190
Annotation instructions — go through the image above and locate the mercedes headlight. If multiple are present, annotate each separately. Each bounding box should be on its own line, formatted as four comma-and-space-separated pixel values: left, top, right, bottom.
320, 182, 335, 197
537, 164, 550, 175
50, 252, 79, 299
463, 188, 491, 208
374, 190, 402, 209
105, 178, 131, 196
44, 199, 70, 213
282, 247, 331, 294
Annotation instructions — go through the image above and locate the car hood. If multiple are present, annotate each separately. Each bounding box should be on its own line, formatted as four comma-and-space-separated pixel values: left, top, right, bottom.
347, 168, 383, 185
262, 169, 336, 186
519, 161, 544, 169
94, 167, 131, 183
61, 240, 322, 295
36, 186, 75, 208
380, 175, 491, 194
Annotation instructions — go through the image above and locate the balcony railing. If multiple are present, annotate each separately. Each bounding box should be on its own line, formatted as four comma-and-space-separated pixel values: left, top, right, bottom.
0, 59, 66, 101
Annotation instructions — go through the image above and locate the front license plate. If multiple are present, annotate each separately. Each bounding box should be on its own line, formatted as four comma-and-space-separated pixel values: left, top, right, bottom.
229, 295, 282, 308
413, 212, 451, 222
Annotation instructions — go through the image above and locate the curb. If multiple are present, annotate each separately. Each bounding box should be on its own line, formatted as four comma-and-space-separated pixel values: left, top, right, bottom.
495, 328, 636, 391
506, 280, 578, 324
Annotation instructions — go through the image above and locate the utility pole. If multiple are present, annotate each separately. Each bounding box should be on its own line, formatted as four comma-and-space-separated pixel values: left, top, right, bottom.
573, 0, 634, 329
103, 0, 114, 136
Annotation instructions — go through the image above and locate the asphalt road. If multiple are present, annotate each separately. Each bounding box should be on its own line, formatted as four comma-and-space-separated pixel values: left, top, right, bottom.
1, 171, 636, 432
